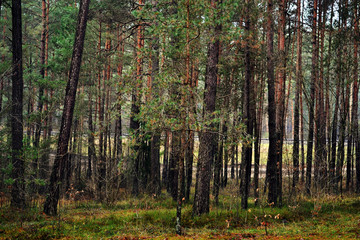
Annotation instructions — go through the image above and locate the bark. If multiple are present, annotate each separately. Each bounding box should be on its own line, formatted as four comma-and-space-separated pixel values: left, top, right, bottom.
169, 132, 180, 200
213, 121, 223, 205
185, 52, 197, 202
222, 127, 228, 188
115, 24, 124, 182
241, 0, 254, 209
254, 56, 265, 205
292, 0, 301, 191
162, 130, 170, 188
326, 2, 334, 191
348, 2, 358, 191
222, 73, 231, 188
150, 134, 161, 196
149, 0, 161, 196
193, 0, 220, 215
39, 0, 50, 192
354, 0, 360, 194
330, 73, 340, 192
0, 4, 4, 114
336, 2, 350, 194
104, 29, 111, 201
11, 0, 26, 209
33, 0, 48, 193
185, 56, 198, 202
266, 0, 278, 205
130, 0, 144, 196
275, 0, 287, 204
185, 130, 194, 201
300, 42, 305, 184
314, 3, 327, 189
336, 81, 348, 194
346, 134, 353, 191
305, 0, 317, 195
67, 118, 78, 192
230, 145, 235, 179
87, 90, 96, 180
43, 0, 90, 215
176, 130, 185, 235
98, 70, 105, 200
34, 0, 47, 150
96, 20, 105, 200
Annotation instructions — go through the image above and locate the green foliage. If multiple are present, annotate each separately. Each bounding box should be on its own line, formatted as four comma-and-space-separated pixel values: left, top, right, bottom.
48, 3, 78, 75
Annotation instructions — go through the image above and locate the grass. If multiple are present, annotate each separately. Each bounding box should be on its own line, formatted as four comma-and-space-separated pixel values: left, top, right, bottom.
0, 191, 359, 239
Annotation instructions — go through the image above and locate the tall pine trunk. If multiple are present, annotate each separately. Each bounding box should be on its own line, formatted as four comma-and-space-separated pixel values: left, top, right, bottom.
11, 0, 25, 209
240, 0, 254, 209
130, 0, 144, 196
149, 0, 161, 197
275, 0, 287, 204
266, 0, 278, 205
193, 0, 220, 215
354, 0, 360, 194
43, 0, 90, 215
87, 90, 96, 180
292, 0, 301, 191
305, 0, 317, 195
348, 3, 358, 191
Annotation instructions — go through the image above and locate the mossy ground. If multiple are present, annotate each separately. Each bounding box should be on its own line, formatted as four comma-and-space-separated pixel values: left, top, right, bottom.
0, 190, 359, 239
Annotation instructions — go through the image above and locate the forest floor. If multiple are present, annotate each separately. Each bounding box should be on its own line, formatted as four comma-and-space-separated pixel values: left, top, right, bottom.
0, 190, 360, 239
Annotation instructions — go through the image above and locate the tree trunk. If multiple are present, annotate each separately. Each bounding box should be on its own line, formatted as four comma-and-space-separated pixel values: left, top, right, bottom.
241, 0, 254, 209
336, 81, 348, 194
39, 0, 50, 193
213, 121, 223, 205
222, 126, 228, 188
326, 2, 334, 192
130, 0, 144, 196
305, 0, 317, 195
314, 3, 326, 189
11, 0, 26, 209
34, 0, 47, 150
169, 132, 180, 200
43, 0, 90, 215
87, 90, 96, 180
115, 24, 124, 184
98, 70, 105, 200
274, 0, 287, 205
176, 129, 185, 235
266, 0, 278, 205
336, 3, 350, 194
292, 0, 301, 191
150, 133, 161, 196
162, 130, 170, 188
254, 53, 265, 206
0, 4, 4, 115
104, 28, 111, 201
193, 0, 220, 215
330, 75, 340, 192
354, 0, 360, 194
149, 0, 161, 196
185, 130, 194, 201
348, 2, 358, 191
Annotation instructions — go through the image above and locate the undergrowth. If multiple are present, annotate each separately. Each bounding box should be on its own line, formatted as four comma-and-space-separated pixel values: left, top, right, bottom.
0, 192, 359, 239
